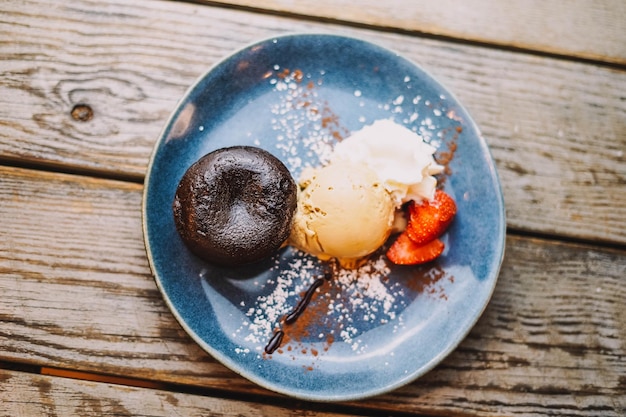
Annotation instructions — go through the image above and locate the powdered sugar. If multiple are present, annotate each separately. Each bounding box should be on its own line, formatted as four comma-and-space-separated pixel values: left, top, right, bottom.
234, 249, 410, 356
267, 67, 343, 174
226, 64, 460, 363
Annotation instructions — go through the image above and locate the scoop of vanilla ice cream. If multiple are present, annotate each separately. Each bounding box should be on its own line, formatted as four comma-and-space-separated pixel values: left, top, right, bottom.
331, 119, 443, 205
289, 162, 395, 269
289, 119, 443, 268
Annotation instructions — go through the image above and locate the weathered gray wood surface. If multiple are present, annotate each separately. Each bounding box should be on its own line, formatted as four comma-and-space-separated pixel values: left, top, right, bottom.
205, 0, 626, 65
1, 166, 624, 416
1, 0, 625, 245
1, 0, 625, 416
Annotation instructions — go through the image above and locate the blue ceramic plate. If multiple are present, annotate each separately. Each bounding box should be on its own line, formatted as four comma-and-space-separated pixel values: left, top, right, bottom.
143, 33, 505, 402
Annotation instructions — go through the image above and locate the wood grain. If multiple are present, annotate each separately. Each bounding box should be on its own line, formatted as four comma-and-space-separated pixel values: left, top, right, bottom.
0, 166, 238, 389
205, 0, 626, 65
1, 0, 625, 245
0, 166, 624, 416
0, 369, 346, 417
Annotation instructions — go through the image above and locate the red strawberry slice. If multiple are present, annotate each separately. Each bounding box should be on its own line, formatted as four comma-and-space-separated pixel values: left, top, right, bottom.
386, 232, 445, 265
406, 190, 457, 245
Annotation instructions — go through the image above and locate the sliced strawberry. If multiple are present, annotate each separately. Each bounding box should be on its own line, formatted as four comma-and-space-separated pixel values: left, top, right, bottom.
386, 232, 445, 265
406, 190, 457, 245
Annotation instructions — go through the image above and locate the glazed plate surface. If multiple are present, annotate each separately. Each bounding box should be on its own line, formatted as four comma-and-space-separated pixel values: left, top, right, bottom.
143, 33, 505, 401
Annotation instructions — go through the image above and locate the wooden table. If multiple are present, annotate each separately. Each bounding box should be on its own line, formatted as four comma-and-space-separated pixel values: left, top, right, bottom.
1, 1, 625, 415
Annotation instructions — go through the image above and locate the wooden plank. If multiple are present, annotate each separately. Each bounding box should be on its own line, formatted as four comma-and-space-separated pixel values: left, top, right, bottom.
207, 0, 626, 65
378, 236, 626, 415
0, 166, 624, 416
0, 369, 345, 417
1, 0, 625, 244
0, 166, 244, 390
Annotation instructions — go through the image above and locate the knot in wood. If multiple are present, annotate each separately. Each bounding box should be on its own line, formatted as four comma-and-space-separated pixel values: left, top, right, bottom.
71, 104, 94, 122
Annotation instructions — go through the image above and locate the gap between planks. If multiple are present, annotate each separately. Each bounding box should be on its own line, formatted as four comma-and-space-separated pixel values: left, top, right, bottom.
185, 0, 626, 70
0, 360, 428, 417
0, 156, 145, 185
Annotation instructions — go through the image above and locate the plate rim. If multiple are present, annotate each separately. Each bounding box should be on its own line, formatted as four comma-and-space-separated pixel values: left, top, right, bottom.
142, 32, 506, 402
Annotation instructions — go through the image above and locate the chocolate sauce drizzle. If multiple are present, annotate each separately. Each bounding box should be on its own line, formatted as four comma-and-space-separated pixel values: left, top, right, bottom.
264, 330, 284, 354
284, 278, 324, 324
264, 271, 331, 354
